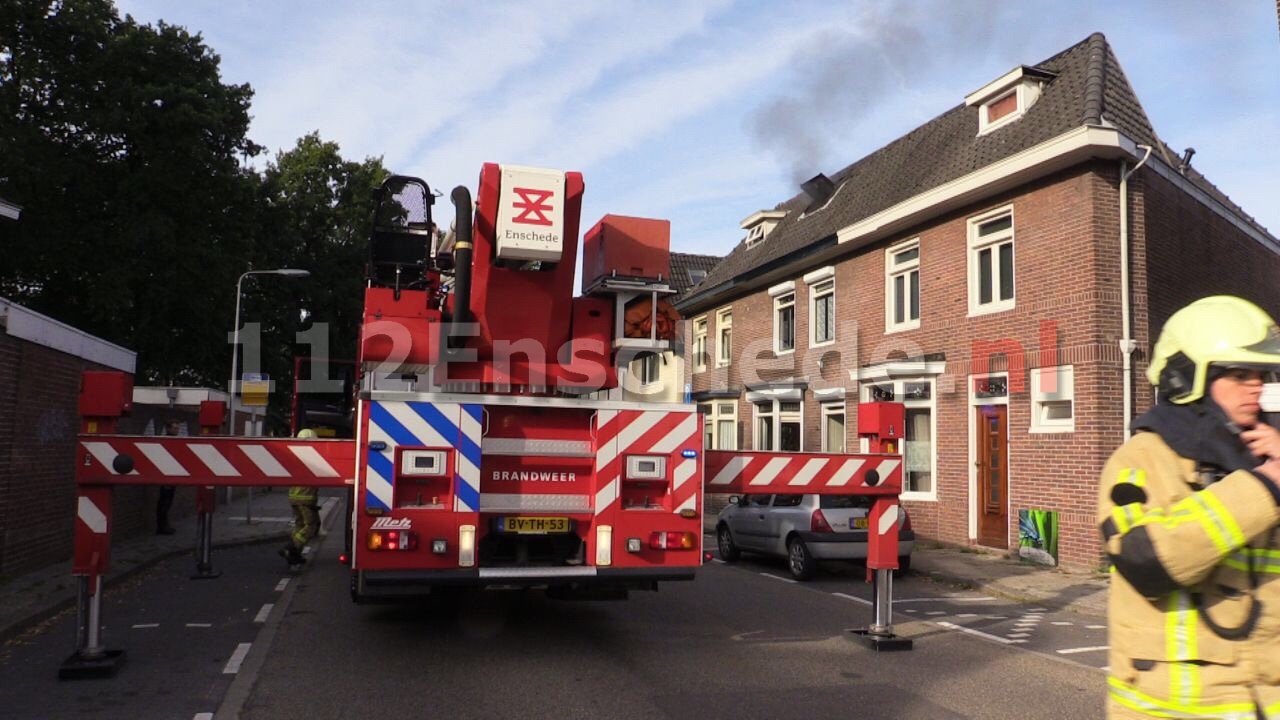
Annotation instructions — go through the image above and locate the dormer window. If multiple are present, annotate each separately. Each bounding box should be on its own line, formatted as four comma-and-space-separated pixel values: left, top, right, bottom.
965, 65, 1056, 135
741, 209, 787, 249
688, 268, 707, 285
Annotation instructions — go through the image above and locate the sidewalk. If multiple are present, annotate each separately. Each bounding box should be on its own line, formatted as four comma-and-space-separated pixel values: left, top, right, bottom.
0, 489, 340, 642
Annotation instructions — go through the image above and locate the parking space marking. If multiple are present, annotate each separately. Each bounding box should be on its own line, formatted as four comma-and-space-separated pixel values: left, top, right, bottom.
936, 621, 1026, 644
760, 573, 797, 584
1057, 646, 1109, 655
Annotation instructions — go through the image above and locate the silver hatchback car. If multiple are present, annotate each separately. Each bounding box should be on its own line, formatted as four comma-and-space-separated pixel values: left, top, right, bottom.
715, 493, 916, 580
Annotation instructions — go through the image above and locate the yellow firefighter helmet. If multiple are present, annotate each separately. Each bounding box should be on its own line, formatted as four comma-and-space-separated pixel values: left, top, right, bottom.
1147, 295, 1280, 403
297, 428, 317, 439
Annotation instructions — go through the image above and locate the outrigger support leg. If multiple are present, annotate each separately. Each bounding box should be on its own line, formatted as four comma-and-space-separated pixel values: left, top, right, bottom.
849, 568, 913, 651
191, 486, 221, 580
59, 570, 126, 679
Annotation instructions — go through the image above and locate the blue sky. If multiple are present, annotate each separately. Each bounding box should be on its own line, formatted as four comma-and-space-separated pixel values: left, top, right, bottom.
114, 0, 1279, 261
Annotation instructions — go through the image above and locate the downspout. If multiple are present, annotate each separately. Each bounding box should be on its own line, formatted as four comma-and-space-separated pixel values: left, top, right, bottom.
1120, 145, 1153, 440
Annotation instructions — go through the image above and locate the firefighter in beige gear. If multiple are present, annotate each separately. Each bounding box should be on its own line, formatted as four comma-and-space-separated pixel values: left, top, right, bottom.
280, 428, 321, 567
1099, 296, 1280, 719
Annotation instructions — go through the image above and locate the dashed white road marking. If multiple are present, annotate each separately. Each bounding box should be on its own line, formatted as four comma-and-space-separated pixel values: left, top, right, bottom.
131, 623, 160, 629
195, 713, 214, 720
1057, 646, 1109, 655
254, 604, 274, 623
1051, 621, 1073, 626
222, 643, 252, 674
936, 621, 1026, 644
986, 615, 1008, 620
186, 623, 212, 628
924, 611, 947, 616
1086, 624, 1105, 630
275, 578, 290, 592
1007, 632, 1030, 638
956, 613, 978, 618
832, 592, 872, 606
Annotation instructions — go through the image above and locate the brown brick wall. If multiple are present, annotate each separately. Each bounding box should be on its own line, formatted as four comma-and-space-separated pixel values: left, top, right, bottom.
691, 160, 1280, 571
0, 334, 169, 580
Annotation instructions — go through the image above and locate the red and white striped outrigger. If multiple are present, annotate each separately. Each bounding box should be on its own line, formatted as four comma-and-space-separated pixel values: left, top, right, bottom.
704, 448, 913, 651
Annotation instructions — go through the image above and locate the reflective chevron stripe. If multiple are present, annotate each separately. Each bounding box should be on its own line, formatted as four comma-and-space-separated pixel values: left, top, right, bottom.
365, 401, 482, 512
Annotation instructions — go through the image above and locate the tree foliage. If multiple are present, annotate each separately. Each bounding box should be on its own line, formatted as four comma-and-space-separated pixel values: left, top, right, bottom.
0, 2, 389, 433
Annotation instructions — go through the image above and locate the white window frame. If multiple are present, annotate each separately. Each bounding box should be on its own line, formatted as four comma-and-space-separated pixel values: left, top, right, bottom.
701, 400, 739, 450
753, 399, 803, 452
885, 238, 920, 332
774, 292, 795, 355
820, 400, 846, 453
807, 266, 836, 348
967, 206, 1015, 317
1030, 365, 1075, 433
860, 378, 937, 501
692, 316, 707, 373
715, 307, 732, 368
745, 224, 765, 248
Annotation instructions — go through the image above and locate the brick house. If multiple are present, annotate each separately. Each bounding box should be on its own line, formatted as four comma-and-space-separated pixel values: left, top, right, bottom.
675, 33, 1280, 570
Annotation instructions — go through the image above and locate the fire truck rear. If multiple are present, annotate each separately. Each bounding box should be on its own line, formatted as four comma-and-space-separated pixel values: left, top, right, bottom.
348, 165, 701, 602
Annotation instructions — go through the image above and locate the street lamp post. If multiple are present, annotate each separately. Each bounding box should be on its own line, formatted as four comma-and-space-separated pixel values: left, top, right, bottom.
228, 268, 310, 437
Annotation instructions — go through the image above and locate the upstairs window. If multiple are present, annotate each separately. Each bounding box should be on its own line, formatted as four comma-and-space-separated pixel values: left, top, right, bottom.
809, 276, 835, 346
965, 66, 1053, 135
688, 268, 707, 286
693, 317, 708, 373
745, 225, 765, 248
715, 308, 732, 367
774, 292, 795, 353
637, 351, 661, 386
885, 239, 920, 332
968, 208, 1015, 316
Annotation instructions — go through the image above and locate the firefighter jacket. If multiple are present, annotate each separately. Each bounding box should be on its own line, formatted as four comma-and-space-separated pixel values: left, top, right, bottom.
1098, 409, 1280, 719
287, 485, 318, 505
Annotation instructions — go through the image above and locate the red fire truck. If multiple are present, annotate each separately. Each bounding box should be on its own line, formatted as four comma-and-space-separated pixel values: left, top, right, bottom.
64, 162, 911, 677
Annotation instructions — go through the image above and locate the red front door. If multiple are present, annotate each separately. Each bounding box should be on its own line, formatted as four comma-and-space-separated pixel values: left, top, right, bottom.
976, 405, 1008, 548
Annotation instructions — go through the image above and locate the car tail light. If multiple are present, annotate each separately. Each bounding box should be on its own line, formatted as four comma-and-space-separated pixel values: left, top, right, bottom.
811, 509, 833, 533
366, 530, 418, 551
648, 531, 696, 550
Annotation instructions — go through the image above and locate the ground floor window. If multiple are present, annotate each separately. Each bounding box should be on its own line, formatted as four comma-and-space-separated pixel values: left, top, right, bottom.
821, 402, 845, 453
861, 379, 935, 499
698, 401, 738, 450
754, 400, 802, 451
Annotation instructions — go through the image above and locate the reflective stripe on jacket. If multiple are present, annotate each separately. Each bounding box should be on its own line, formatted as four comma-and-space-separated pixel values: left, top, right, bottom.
288, 485, 318, 504
1098, 431, 1280, 718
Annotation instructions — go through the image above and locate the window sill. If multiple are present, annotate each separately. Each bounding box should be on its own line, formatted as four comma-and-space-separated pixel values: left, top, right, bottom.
967, 300, 1015, 318
885, 321, 920, 335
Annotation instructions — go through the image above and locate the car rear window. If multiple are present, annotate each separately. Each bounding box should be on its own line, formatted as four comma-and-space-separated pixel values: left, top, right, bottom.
819, 495, 871, 509
772, 494, 803, 507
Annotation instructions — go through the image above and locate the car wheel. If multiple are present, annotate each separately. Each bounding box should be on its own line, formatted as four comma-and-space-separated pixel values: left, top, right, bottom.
717, 524, 741, 562
787, 536, 816, 581
896, 555, 912, 574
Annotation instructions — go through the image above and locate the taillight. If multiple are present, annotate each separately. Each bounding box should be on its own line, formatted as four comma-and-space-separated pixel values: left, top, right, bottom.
811, 509, 833, 533
367, 530, 418, 551
648, 531, 696, 550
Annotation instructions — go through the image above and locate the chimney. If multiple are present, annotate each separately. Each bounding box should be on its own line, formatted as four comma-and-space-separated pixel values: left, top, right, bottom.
1178, 147, 1196, 175
801, 173, 836, 212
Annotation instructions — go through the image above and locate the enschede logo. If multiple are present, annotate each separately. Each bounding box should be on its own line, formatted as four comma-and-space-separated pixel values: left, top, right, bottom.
511, 187, 554, 226
371, 517, 412, 530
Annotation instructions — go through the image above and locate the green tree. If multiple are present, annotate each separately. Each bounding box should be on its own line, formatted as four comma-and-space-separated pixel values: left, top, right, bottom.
253, 132, 388, 430
0, 0, 262, 385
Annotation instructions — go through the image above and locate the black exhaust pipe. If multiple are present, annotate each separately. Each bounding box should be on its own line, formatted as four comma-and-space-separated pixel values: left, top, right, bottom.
447, 185, 474, 351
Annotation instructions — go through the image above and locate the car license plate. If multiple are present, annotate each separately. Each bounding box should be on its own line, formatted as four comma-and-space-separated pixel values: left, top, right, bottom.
498, 516, 572, 534
853, 517, 869, 529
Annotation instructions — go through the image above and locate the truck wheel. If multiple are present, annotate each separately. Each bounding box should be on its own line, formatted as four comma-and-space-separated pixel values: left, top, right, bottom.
717, 524, 741, 562
787, 537, 816, 581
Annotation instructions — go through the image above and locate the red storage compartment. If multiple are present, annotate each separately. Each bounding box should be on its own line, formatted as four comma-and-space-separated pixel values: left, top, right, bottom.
79, 371, 133, 418
582, 215, 670, 292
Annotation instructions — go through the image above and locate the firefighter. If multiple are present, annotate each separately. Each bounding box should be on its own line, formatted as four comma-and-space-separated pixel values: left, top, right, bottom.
279, 428, 321, 567
1098, 295, 1280, 719
155, 419, 180, 534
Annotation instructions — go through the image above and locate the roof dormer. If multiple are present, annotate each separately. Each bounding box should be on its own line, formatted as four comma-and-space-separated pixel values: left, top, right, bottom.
965, 65, 1057, 135
741, 209, 787, 249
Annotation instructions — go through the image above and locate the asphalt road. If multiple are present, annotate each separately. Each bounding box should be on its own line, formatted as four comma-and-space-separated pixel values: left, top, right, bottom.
1, 518, 1107, 720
